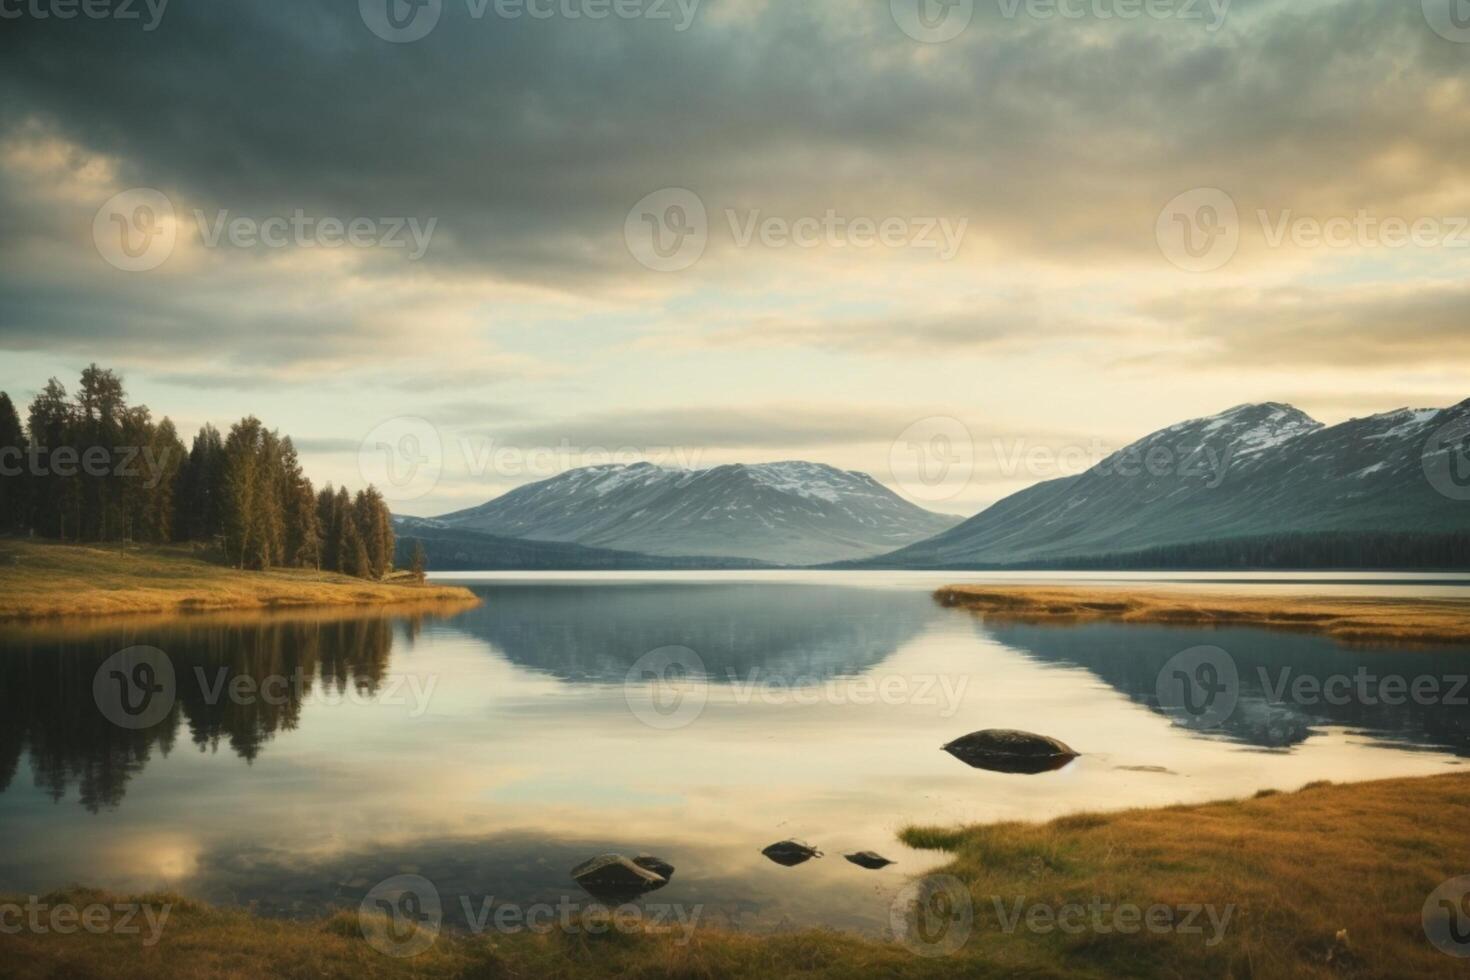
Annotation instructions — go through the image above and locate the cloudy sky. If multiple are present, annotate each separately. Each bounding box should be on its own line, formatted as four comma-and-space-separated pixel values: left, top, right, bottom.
2, 0, 1467, 516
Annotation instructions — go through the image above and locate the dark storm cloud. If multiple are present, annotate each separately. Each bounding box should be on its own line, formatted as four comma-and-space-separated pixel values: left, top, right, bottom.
4, 0, 1465, 276
1, 0, 1468, 366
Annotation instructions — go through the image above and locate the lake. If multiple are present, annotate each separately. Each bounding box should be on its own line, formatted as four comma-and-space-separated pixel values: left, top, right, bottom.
3, 571, 1469, 937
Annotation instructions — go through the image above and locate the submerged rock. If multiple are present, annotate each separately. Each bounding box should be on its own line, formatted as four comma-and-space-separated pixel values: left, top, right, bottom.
761, 840, 822, 867
632, 855, 675, 887
942, 729, 1079, 774
570, 853, 667, 902
844, 851, 894, 870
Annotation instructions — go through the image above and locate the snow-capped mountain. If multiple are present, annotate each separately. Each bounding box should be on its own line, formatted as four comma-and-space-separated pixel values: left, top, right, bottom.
434, 461, 962, 565
866, 399, 1470, 568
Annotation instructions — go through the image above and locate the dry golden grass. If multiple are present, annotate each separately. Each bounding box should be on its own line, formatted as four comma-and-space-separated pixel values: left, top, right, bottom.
7, 774, 1470, 978
0, 539, 478, 621
935, 585, 1470, 645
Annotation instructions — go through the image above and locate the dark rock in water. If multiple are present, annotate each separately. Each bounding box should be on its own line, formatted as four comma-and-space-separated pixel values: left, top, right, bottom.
570, 853, 667, 902
844, 851, 894, 870
632, 855, 675, 887
761, 840, 822, 867
942, 729, 1079, 774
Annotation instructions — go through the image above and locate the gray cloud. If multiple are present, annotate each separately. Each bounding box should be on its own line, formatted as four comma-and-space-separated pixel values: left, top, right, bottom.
1, 0, 1467, 378
1140, 282, 1470, 367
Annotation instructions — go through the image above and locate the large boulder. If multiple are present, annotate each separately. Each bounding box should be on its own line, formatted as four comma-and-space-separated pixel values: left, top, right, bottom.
942, 729, 1079, 774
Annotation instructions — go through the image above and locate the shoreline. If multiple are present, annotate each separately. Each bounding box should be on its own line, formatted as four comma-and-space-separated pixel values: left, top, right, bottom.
0, 540, 479, 622
4, 772, 1468, 977
934, 584, 1470, 645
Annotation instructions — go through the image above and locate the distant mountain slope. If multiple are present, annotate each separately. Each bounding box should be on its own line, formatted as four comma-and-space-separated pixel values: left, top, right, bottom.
392, 518, 773, 571
434, 461, 961, 566
862, 399, 1470, 569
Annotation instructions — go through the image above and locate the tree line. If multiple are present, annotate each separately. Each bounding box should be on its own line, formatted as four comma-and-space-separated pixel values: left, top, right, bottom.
0, 365, 398, 579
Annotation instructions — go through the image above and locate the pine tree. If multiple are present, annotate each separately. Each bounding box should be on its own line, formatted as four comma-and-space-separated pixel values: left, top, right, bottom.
179, 424, 226, 542
339, 502, 369, 578
74, 364, 127, 540
316, 485, 339, 571
143, 418, 185, 543
333, 486, 354, 573
410, 541, 427, 583
353, 486, 394, 580
221, 417, 267, 569
0, 392, 29, 534
26, 379, 73, 539
278, 437, 319, 568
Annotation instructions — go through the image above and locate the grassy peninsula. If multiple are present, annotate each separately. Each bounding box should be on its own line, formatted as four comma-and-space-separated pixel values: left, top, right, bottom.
934, 585, 1470, 645
0, 540, 477, 620
5, 773, 1470, 978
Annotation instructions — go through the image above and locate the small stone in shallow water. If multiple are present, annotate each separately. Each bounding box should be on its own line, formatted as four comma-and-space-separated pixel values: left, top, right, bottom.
942, 729, 1079, 774
761, 840, 822, 867
570, 854, 667, 902
844, 851, 894, 870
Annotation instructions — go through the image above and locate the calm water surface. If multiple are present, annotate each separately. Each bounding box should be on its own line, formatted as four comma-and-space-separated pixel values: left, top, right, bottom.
2, 571, 1469, 935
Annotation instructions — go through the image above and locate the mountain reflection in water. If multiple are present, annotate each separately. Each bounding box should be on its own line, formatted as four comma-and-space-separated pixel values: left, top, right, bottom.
1, 575, 1468, 935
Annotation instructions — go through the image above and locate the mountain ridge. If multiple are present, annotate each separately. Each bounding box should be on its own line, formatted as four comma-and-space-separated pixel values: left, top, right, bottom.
857, 397, 1470, 569
433, 460, 962, 566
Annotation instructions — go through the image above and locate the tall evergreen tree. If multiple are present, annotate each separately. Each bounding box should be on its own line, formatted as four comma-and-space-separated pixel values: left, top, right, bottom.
26, 379, 73, 539
316, 484, 340, 572
279, 437, 319, 568
339, 498, 369, 578
0, 392, 29, 534
178, 424, 226, 542
353, 486, 394, 580
221, 417, 268, 569
142, 418, 185, 543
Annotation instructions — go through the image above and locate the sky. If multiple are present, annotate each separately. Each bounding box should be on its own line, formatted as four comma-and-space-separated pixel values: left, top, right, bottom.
1, 0, 1467, 516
